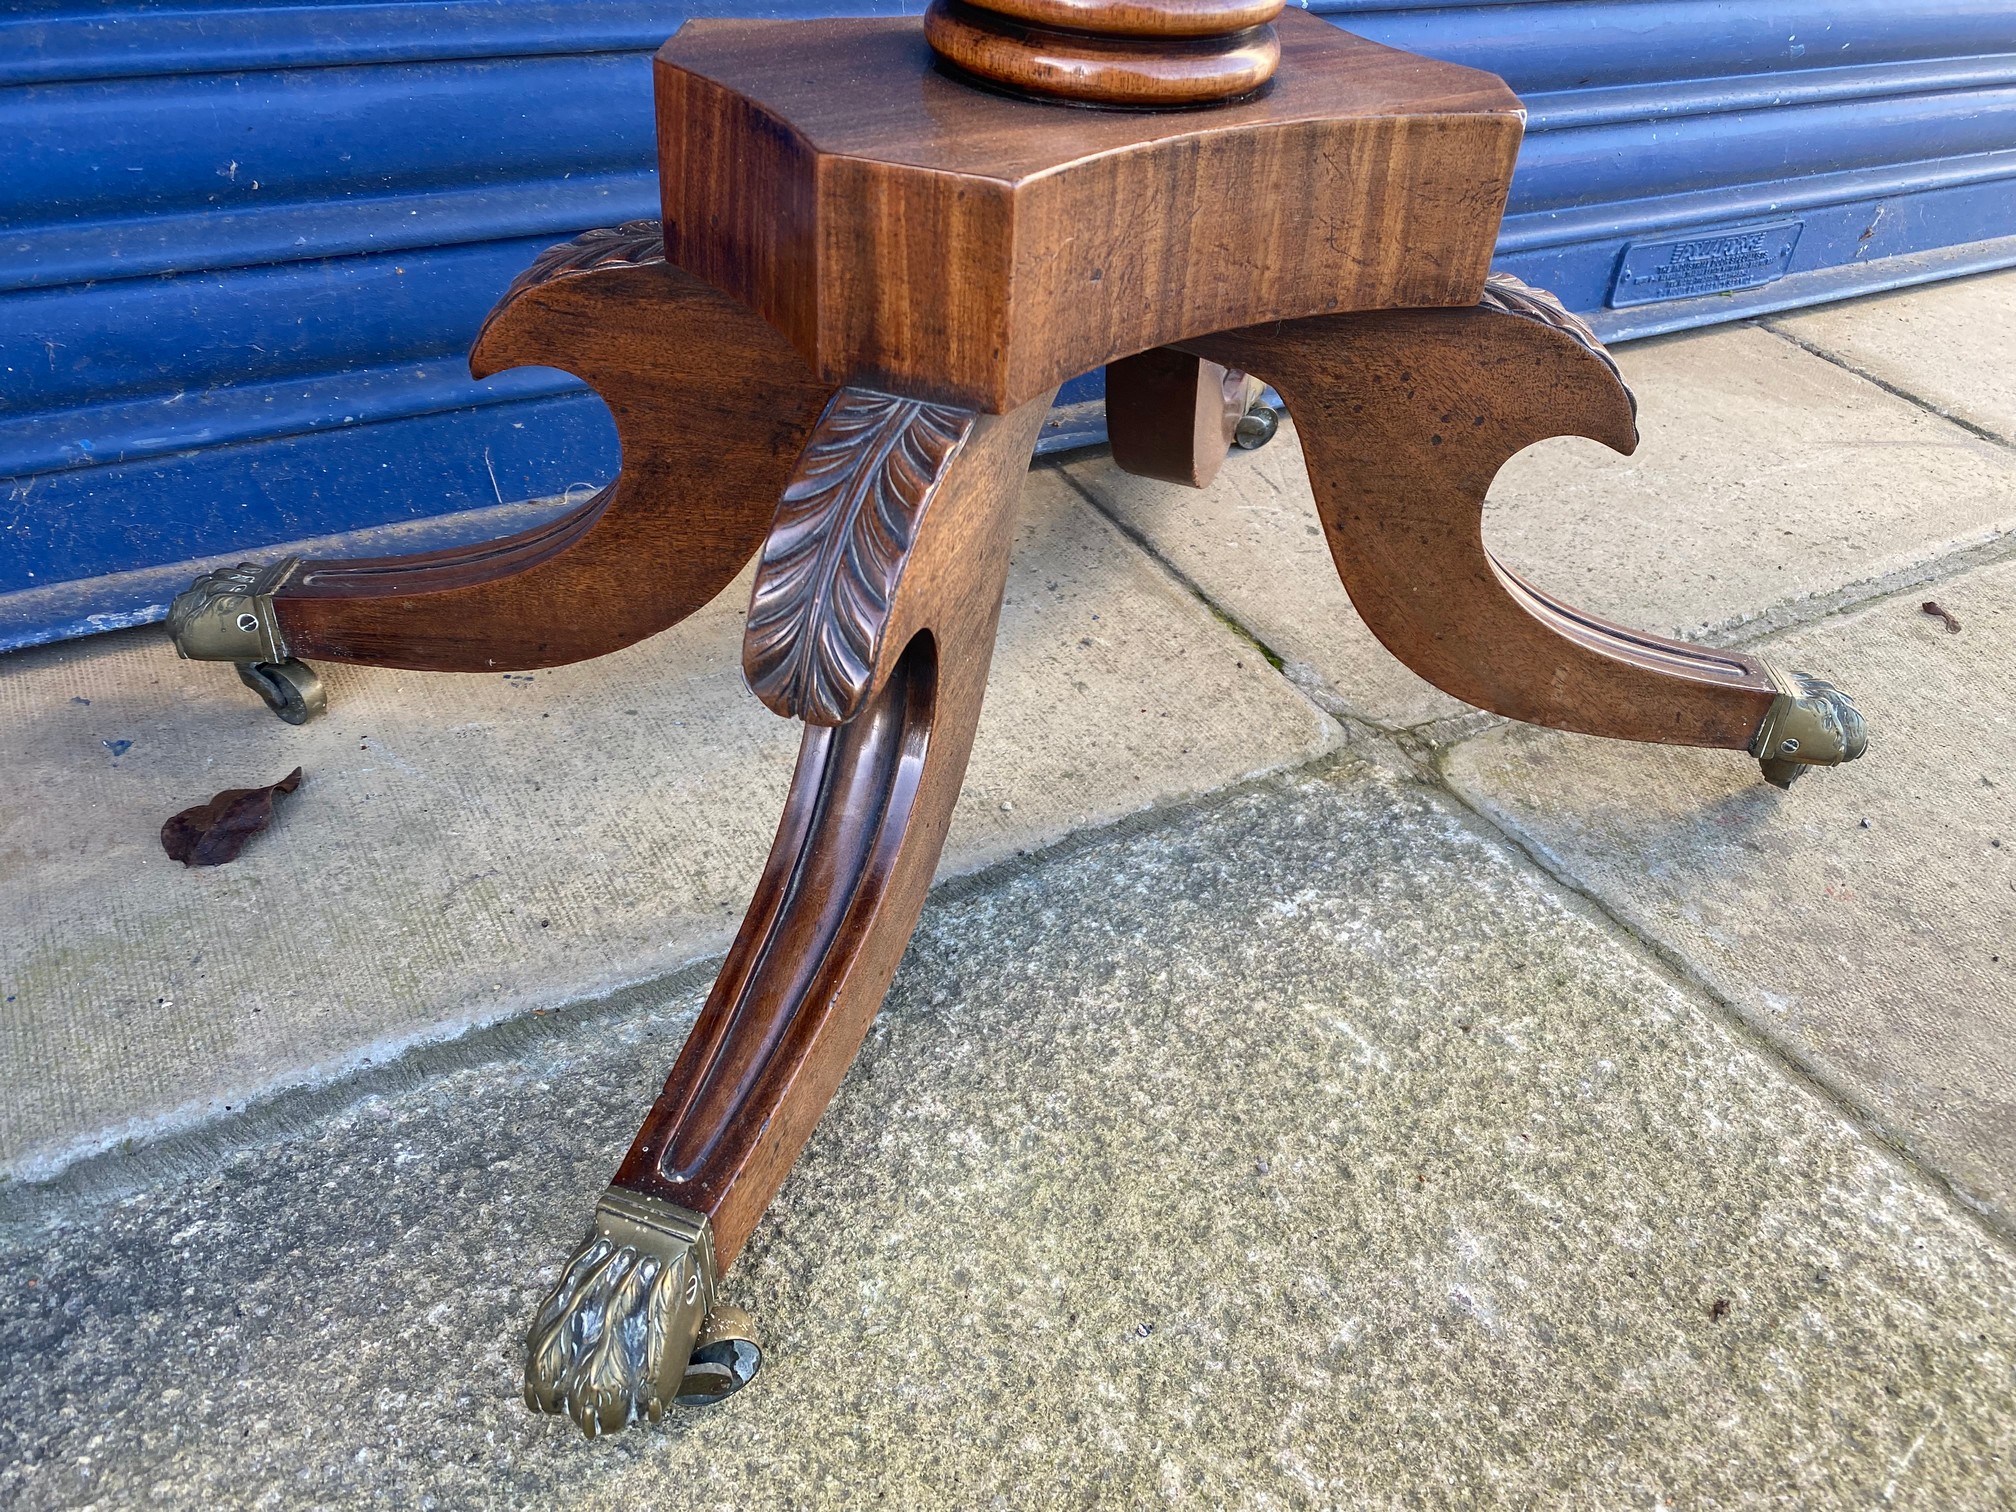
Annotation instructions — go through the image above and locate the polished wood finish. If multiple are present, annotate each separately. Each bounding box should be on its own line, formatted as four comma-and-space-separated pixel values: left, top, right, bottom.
271, 228, 829, 672
613, 393, 1055, 1265
1187, 277, 1779, 746
923, 1, 1279, 107
975, 0, 1283, 38
1105, 347, 1256, 488
656, 10, 1521, 411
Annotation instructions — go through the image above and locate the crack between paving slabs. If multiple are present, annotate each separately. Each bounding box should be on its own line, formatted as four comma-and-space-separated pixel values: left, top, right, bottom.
1427, 718, 2016, 1263
1060, 445, 2016, 1260
1761, 320, 2015, 450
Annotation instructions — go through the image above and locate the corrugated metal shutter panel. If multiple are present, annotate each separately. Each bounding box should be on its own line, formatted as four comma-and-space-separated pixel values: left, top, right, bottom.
1336, 1, 2016, 334
4, 1, 2012, 649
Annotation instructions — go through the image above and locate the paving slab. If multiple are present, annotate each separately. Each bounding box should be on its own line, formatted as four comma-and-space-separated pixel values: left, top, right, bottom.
0, 471, 1335, 1182
1069, 323, 2016, 729
3, 759, 2013, 1511
1446, 555, 2016, 1228
1772, 267, 2016, 444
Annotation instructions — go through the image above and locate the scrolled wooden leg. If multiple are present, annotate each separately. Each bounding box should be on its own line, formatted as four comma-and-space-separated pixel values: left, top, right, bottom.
1186, 276, 1868, 783
166, 223, 833, 680
521, 384, 1055, 1436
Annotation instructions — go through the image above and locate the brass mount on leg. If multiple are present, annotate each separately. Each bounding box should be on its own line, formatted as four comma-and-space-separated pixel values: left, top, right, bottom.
1751, 662, 1869, 788
165, 558, 326, 724
165, 557, 298, 662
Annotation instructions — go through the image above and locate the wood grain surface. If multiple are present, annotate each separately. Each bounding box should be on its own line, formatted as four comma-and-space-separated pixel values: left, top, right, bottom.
657, 10, 1521, 411
1187, 286, 1780, 747
272, 229, 833, 671
1105, 346, 1256, 488
613, 392, 1057, 1264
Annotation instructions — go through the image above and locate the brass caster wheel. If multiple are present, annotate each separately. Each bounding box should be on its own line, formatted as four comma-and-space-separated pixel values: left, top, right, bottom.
675, 1305, 763, 1406
236, 658, 326, 726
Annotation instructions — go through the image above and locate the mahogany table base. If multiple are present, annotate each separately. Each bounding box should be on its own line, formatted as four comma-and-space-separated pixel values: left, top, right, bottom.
164, 13, 1867, 1437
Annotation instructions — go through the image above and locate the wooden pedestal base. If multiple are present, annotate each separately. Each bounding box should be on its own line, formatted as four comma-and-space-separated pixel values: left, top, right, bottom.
164, 11, 1867, 1435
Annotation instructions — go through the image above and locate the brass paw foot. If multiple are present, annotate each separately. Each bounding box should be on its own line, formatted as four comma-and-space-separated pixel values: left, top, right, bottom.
524, 1188, 760, 1436
1752, 664, 1869, 788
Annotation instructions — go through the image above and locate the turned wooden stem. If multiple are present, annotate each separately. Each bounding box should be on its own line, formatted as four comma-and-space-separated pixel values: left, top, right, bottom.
924, 0, 1284, 106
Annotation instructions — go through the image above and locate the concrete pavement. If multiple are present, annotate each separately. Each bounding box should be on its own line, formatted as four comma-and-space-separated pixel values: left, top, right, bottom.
4, 760, 2013, 1510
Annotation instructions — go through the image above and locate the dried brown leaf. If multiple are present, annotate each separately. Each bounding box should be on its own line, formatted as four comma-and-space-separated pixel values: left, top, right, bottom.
1922, 600, 1962, 633
161, 768, 304, 867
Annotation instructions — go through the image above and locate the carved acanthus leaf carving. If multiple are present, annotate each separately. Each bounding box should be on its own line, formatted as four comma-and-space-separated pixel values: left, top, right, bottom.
509, 220, 665, 299
745, 389, 975, 724
480, 221, 667, 349
1480, 272, 1635, 417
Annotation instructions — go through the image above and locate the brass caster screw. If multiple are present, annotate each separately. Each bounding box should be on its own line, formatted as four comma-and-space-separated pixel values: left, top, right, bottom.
1234, 403, 1280, 450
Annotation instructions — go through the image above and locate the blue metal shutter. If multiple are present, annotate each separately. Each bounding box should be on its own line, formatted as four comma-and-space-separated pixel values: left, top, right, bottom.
4, 1, 2013, 650
1335, 1, 2016, 336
